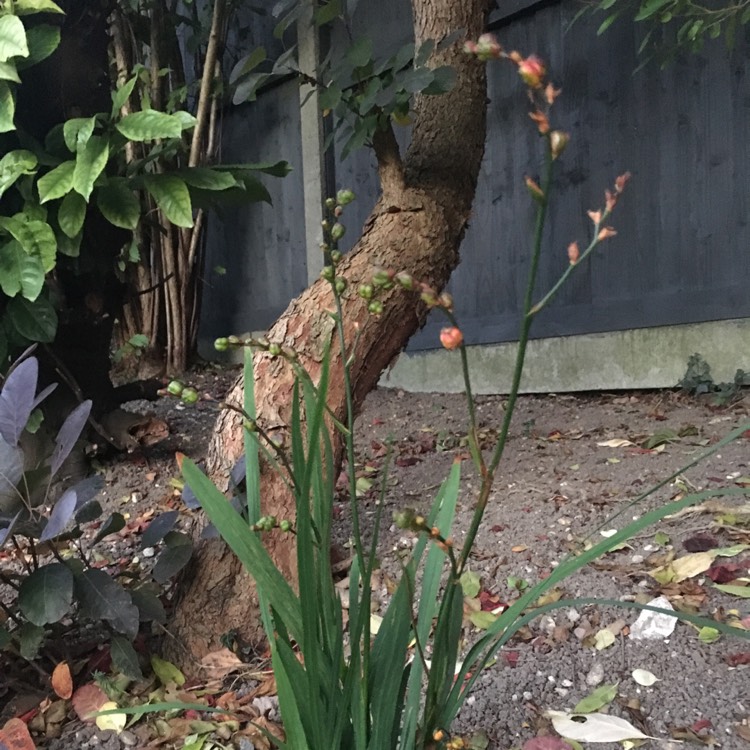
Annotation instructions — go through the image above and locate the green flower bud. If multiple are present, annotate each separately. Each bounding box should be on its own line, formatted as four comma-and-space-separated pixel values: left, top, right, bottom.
181, 387, 199, 404
358, 283, 374, 300
268, 342, 282, 356
167, 380, 184, 397
321, 265, 335, 281
330, 249, 343, 264
334, 277, 347, 294
336, 188, 355, 206
227, 335, 241, 346
368, 300, 384, 315
279, 519, 293, 533
331, 223, 346, 241
214, 337, 229, 352
325, 197, 336, 210
393, 508, 417, 529
372, 268, 392, 287
243, 418, 257, 432
395, 271, 414, 290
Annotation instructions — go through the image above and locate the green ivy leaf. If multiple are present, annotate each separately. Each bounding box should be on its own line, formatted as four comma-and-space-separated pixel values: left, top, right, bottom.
73, 135, 109, 201
0, 60, 20, 82
58, 191, 87, 238
63, 116, 96, 153
96, 180, 140, 230
0, 240, 45, 300
144, 175, 193, 228
0, 80, 15, 133
7, 294, 57, 342
0, 149, 37, 198
14, 0, 65, 14
18, 563, 74, 625
116, 110, 182, 141
37, 160, 75, 203
0, 16, 29, 62
20, 23, 59, 68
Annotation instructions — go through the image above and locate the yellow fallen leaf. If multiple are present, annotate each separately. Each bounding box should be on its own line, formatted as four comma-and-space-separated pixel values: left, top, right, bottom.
95, 702, 126, 733
670, 551, 715, 582
594, 628, 616, 650
511, 545, 528, 553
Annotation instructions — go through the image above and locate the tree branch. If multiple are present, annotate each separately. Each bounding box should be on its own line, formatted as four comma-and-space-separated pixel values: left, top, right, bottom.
372, 123, 405, 203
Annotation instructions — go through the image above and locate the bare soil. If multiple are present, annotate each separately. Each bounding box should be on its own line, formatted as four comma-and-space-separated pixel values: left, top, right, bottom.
3, 368, 749, 749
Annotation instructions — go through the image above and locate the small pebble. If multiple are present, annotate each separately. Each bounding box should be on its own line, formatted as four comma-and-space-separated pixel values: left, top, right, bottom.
586, 662, 605, 686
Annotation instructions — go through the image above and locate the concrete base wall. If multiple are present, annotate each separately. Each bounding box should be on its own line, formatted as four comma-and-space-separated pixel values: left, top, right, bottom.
378, 319, 750, 394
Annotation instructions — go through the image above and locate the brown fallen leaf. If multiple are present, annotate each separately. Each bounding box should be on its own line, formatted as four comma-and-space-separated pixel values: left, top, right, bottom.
199, 648, 245, 680
71, 683, 108, 723
51, 662, 73, 700
0, 718, 36, 750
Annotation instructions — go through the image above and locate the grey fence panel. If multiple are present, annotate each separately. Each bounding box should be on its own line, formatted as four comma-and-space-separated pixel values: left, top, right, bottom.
199, 78, 307, 343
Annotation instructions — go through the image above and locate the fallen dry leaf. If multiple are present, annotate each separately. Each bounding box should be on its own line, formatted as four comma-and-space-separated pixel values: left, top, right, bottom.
199, 648, 245, 679
51, 662, 73, 700
71, 683, 109, 723
0, 718, 36, 750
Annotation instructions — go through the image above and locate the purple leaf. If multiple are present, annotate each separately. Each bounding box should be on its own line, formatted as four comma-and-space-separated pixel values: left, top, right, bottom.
32, 382, 57, 410
181, 482, 200, 509
230, 457, 246, 487
0, 357, 38, 445
50, 400, 92, 477
0, 436, 24, 498
39, 487, 77, 541
0, 512, 20, 546
141, 510, 179, 548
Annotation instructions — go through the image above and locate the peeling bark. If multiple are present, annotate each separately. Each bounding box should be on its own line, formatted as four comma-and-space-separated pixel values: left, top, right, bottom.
165, 0, 490, 671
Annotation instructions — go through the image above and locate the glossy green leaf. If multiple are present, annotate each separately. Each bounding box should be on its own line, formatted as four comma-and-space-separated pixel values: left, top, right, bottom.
0, 61, 20, 82
37, 160, 75, 202
0, 81, 15, 132
7, 295, 57, 342
116, 110, 182, 141
178, 167, 237, 191
144, 175, 193, 228
20, 23, 59, 68
14, 0, 64, 14
73, 135, 109, 201
63, 116, 96, 153
0, 216, 56, 270
96, 180, 140, 230
111, 76, 136, 115
58, 191, 87, 238
0, 149, 37, 198
0, 240, 45, 300
18, 563, 74, 625
574, 684, 618, 714
0, 16, 28, 62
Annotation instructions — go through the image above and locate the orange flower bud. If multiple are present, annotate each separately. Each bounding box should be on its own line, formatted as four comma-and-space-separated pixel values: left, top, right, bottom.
518, 55, 546, 89
549, 130, 569, 160
605, 189, 617, 212
528, 110, 550, 135
440, 326, 463, 351
587, 209, 602, 225
476, 33, 502, 60
525, 176, 545, 202
597, 226, 617, 241
615, 171, 632, 193
567, 241, 580, 265
544, 82, 562, 104
508, 50, 522, 64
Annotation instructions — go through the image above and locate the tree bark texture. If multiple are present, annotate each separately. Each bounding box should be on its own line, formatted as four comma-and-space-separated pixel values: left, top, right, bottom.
165, 0, 490, 672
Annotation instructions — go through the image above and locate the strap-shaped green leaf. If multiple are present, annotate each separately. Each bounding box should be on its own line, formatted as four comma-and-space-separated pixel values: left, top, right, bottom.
0, 81, 15, 133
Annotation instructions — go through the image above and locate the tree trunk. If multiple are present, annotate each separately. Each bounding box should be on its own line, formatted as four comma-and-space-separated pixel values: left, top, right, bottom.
165, 0, 490, 671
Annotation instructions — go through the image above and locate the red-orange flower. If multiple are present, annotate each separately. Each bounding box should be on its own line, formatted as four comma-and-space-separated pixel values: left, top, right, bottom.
440, 326, 463, 351
567, 241, 580, 265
